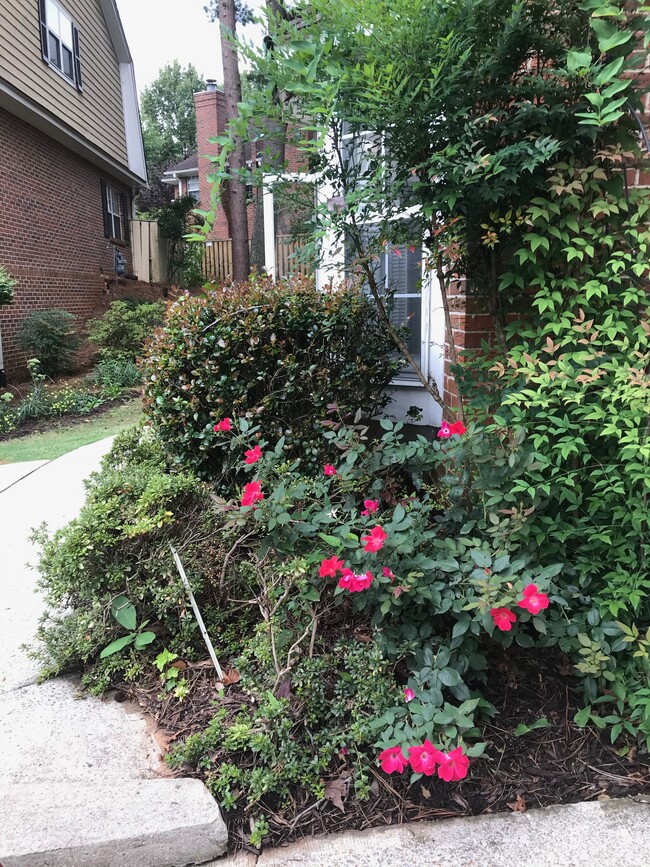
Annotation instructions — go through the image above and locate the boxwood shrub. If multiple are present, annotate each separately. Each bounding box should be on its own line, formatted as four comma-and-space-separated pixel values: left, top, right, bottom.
142, 274, 404, 480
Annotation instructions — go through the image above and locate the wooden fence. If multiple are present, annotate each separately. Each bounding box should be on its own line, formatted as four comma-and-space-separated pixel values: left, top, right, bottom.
202, 235, 313, 282
130, 219, 170, 284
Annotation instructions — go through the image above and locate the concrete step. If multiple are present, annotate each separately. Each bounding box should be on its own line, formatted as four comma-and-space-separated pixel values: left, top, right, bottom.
0, 779, 228, 867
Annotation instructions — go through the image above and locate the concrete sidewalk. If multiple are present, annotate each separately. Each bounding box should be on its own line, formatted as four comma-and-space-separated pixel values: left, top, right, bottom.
0, 441, 227, 867
217, 798, 650, 867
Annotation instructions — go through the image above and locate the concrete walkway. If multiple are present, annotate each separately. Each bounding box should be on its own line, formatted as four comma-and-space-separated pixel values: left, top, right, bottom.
216, 798, 650, 867
0, 440, 227, 867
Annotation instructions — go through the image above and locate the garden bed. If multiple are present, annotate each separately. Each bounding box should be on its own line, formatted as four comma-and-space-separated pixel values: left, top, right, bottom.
0, 390, 141, 442
122, 647, 650, 854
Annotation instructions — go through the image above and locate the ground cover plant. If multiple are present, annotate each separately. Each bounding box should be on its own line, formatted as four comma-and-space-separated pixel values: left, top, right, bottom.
32, 0, 650, 854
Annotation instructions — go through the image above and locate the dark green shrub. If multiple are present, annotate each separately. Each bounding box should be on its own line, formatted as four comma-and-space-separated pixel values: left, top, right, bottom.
19, 309, 80, 375
142, 273, 404, 480
87, 358, 142, 389
88, 299, 166, 361
0, 265, 16, 306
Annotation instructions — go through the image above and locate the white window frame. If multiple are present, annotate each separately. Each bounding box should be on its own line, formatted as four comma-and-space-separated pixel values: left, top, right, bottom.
42, 0, 81, 88
186, 176, 200, 203
106, 185, 122, 241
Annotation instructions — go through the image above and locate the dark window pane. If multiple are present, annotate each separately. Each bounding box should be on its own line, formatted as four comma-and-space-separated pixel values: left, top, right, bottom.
112, 214, 122, 241
48, 32, 61, 68
62, 46, 73, 79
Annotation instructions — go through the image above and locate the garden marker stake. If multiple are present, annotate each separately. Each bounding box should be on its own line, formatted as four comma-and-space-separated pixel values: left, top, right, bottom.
170, 545, 224, 680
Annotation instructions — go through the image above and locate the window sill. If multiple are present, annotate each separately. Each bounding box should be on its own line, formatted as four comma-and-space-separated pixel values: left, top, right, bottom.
108, 237, 128, 248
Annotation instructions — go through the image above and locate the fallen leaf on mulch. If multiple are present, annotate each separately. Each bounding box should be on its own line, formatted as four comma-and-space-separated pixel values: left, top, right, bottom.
222, 668, 241, 686
507, 794, 526, 812
325, 778, 348, 813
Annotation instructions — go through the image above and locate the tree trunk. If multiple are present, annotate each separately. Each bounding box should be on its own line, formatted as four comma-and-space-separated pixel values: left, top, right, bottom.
219, 0, 249, 281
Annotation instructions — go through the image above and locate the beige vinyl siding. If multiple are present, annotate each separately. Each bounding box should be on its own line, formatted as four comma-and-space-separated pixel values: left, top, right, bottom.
0, 0, 128, 167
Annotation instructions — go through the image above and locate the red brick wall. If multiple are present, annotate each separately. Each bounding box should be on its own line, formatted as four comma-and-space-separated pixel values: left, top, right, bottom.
193, 88, 308, 242
0, 107, 135, 380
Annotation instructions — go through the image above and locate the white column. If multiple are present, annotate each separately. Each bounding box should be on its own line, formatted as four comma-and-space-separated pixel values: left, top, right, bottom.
263, 184, 276, 280
315, 135, 345, 291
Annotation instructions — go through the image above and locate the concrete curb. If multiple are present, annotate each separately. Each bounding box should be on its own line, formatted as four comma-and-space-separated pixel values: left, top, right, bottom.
208, 798, 650, 867
0, 779, 228, 867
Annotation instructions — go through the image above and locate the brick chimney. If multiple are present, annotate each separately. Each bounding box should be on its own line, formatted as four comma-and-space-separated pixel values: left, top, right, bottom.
194, 87, 230, 239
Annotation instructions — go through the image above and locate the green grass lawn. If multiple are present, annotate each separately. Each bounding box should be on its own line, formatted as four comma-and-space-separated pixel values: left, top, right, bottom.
0, 398, 143, 464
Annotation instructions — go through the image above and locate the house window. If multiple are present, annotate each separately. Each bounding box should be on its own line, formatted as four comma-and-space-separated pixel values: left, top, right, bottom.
101, 181, 125, 242
346, 227, 423, 374
39, 0, 82, 89
186, 176, 200, 204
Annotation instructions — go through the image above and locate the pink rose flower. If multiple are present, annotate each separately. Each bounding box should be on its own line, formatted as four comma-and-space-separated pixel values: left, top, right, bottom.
382, 567, 396, 581
361, 499, 379, 517
244, 445, 263, 465
518, 584, 549, 615
323, 464, 337, 476
490, 607, 516, 632
436, 746, 470, 782
350, 571, 374, 592
449, 420, 467, 435
320, 556, 345, 578
403, 687, 415, 703
437, 422, 451, 439
378, 746, 409, 774
241, 481, 264, 507
361, 525, 387, 553
408, 740, 439, 776
213, 417, 232, 432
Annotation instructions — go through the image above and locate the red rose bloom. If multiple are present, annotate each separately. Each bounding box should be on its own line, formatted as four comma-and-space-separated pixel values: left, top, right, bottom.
378, 746, 409, 774
241, 481, 264, 507
490, 607, 516, 632
361, 525, 387, 553
518, 584, 549, 615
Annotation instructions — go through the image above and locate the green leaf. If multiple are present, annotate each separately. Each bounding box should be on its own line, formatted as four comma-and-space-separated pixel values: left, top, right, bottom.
318, 533, 342, 548
574, 705, 592, 727
302, 586, 321, 603
393, 504, 406, 524
567, 50, 592, 74
439, 667, 463, 687
111, 596, 137, 632
134, 631, 156, 649
466, 742, 486, 757
100, 634, 136, 658
514, 717, 550, 736
470, 549, 492, 568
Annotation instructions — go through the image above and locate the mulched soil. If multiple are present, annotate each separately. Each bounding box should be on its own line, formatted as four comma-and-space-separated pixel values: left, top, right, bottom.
122, 647, 650, 854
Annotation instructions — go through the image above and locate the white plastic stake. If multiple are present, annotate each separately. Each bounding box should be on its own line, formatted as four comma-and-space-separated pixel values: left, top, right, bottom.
170, 545, 224, 680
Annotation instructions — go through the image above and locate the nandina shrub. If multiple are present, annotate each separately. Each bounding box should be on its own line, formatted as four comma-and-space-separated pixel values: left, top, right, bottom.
142, 273, 404, 481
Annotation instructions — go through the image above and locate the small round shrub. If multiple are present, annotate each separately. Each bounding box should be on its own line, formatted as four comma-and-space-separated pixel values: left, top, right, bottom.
19, 308, 80, 375
87, 358, 142, 389
142, 274, 404, 480
87, 299, 166, 361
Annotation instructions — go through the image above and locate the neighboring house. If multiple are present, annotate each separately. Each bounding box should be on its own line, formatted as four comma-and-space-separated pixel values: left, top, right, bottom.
0, 0, 147, 380
162, 82, 308, 245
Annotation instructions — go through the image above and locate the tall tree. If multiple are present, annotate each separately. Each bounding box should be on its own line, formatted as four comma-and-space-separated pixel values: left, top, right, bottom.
140, 61, 206, 174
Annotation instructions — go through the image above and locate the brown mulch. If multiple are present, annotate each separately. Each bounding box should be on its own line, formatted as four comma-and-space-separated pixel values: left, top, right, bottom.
121, 648, 650, 854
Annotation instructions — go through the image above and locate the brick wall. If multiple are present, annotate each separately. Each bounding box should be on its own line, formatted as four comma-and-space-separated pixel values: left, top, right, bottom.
0, 107, 135, 380
193, 87, 308, 242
